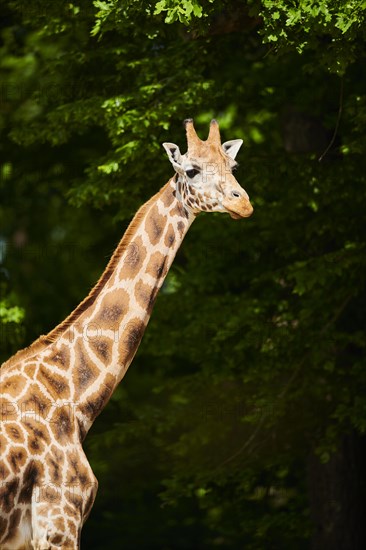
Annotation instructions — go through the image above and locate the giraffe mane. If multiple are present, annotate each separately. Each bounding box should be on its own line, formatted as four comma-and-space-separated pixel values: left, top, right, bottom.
1, 181, 171, 369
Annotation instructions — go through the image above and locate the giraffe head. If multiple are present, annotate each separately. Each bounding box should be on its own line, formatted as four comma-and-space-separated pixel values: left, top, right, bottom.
163, 119, 253, 219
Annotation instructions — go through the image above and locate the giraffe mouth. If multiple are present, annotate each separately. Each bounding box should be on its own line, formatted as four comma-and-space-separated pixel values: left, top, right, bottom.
228, 211, 242, 220
226, 205, 254, 220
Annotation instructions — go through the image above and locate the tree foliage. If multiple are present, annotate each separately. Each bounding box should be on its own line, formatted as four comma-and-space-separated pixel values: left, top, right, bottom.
1, 0, 366, 548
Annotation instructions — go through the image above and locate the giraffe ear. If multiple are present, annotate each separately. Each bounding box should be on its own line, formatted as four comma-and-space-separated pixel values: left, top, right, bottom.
222, 139, 243, 160
163, 142, 184, 173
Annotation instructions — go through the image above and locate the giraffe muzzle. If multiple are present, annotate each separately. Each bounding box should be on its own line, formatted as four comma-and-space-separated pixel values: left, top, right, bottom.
223, 198, 254, 220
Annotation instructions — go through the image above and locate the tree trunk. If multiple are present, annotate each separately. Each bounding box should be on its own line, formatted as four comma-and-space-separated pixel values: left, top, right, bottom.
308, 433, 366, 550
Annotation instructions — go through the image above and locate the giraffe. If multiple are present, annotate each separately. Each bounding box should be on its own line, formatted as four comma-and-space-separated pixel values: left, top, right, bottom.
0, 119, 253, 549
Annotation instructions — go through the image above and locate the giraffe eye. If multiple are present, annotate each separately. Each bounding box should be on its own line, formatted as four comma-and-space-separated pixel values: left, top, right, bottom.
186, 168, 199, 179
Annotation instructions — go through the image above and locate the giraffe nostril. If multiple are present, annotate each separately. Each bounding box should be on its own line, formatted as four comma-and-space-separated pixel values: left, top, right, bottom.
231, 191, 241, 199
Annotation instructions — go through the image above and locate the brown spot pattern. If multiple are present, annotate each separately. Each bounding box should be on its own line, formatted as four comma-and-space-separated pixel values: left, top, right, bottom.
123, 236, 147, 279
135, 280, 158, 314
0, 478, 19, 513
65, 490, 83, 512
47, 446, 64, 483
41, 485, 61, 505
22, 385, 51, 420
67, 452, 91, 488
54, 517, 66, 533
177, 221, 185, 236
74, 343, 99, 393
164, 224, 176, 247
50, 346, 70, 369
170, 203, 188, 219
100, 304, 122, 322
67, 519, 77, 538
77, 418, 87, 441
24, 363, 37, 378
145, 205, 166, 245
79, 375, 115, 421
0, 432, 7, 451
8, 447, 27, 473
63, 536, 74, 547
4, 423, 24, 443
50, 406, 73, 443
118, 318, 145, 367
146, 252, 168, 280
0, 460, 10, 481
90, 337, 110, 363
65, 504, 75, 516
161, 188, 175, 207
0, 375, 26, 398
96, 288, 129, 328
52, 533, 64, 545
18, 460, 43, 504
29, 437, 44, 454
38, 366, 70, 400
23, 418, 50, 445
0, 400, 17, 422
49, 458, 61, 483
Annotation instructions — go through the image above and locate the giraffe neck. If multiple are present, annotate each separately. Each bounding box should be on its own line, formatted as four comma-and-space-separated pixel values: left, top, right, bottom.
35, 177, 195, 437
